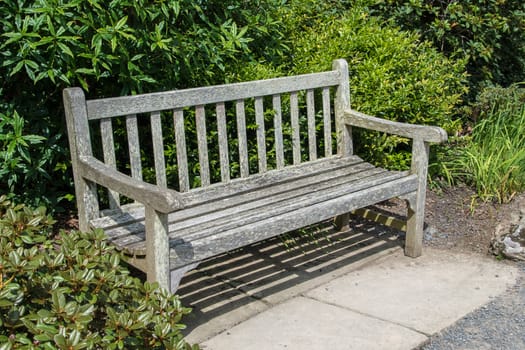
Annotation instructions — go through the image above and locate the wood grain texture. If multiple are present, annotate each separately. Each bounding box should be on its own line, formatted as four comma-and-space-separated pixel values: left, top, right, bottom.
307, 89, 317, 161
405, 138, 430, 257
216, 102, 230, 182
273, 94, 284, 169
126, 115, 143, 181
86, 71, 340, 119
322, 87, 332, 157
173, 109, 190, 192
90, 156, 365, 230
79, 155, 183, 213
63, 87, 99, 231
255, 96, 267, 173
100, 118, 120, 209
145, 208, 170, 291
150, 111, 167, 188
290, 91, 301, 165
195, 105, 210, 186
333, 59, 352, 156
344, 109, 448, 143
236, 100, 249, 178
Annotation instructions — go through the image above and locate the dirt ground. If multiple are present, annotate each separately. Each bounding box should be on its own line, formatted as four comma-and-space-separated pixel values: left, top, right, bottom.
376, 185, 525, 256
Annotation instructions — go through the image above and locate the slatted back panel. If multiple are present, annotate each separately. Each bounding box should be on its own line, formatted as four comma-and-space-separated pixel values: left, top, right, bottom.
87, 69, 346, 210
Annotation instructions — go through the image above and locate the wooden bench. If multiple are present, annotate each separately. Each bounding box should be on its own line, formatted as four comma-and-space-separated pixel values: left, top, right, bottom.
63, 59, 447, 293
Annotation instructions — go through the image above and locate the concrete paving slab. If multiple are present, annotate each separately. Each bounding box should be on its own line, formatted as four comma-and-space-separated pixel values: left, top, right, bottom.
306, 248, 519, 335
181, 222, 404, 344
201, 296, 428, 350
203, 222, 403, 306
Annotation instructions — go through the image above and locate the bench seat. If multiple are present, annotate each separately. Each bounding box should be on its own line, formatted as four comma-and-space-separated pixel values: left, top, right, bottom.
91, 155, 417, 272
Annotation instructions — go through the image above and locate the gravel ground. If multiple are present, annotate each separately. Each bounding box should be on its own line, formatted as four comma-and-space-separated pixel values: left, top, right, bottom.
420, 262, 525, 350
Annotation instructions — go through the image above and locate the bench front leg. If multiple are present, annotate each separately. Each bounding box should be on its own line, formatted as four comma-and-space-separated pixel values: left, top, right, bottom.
145, 207, 171, 291
405, 138, 429, 257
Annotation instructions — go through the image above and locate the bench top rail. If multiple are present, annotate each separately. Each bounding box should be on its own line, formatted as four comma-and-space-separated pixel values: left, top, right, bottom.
86, 71, 341, 119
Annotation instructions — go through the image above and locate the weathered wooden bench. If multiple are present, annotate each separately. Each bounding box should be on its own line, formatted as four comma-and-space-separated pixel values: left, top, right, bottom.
64, 59, 447, 293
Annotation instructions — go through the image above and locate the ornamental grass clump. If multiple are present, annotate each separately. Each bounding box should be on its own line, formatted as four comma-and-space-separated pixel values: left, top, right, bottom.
0, 196, 197, 349
437, 87, 525, 203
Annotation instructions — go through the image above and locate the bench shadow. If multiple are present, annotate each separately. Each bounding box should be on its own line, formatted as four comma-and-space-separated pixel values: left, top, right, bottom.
175, 214, 406, 342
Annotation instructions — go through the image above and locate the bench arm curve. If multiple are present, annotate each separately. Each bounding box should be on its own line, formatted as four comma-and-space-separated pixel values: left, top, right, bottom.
78, 156, 184, 213
344, 109, 448, 143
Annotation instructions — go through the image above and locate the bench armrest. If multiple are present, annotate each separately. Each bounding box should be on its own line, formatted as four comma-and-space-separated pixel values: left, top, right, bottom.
78, 156, 184, 213
344, 109, 448, 143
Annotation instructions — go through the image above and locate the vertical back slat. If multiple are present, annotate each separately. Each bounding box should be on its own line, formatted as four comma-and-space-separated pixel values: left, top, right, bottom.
273, 95, 284, 169
195, 105, 210, 186
216, 102, 230, 182
100, 118, 120, 209
174, 109, 190, 192
255, 96, 267, 172
236, 100, 249, 178
126, 114, 143, 181
322, 87, 332, 157
150, 111, 167, 188
306, 89, 317, 160
290, 92, 301, 165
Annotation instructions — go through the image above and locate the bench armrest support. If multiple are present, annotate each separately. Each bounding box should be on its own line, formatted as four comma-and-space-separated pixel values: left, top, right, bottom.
344, 109, 448, 143
78, 156, 184, 213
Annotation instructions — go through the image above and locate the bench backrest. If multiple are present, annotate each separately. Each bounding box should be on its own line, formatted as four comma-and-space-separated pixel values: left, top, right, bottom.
64, 59, 351, 223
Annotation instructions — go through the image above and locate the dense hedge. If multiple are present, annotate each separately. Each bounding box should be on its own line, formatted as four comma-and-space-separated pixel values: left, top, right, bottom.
0, 0, 286, 208
234, 7, 468, 169
1, 0, 479, 206
363, 0, 525, 98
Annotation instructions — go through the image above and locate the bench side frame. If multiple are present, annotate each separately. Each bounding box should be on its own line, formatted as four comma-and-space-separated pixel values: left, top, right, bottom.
63, 87, 100, 232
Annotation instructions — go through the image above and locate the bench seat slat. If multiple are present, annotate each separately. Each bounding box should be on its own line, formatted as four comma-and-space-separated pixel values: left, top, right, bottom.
91, 155, 364, 230
106, 171, 417, 266
93, 156, 417, 262
169, 174, 417, 267
93, 159, 379, 237
105, 166, 398, 245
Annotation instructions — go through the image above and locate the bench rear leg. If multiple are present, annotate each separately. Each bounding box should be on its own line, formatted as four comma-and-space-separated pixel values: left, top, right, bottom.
334, 213, 350, 231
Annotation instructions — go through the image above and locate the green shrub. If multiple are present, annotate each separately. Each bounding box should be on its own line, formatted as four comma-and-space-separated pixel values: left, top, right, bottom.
0, 0, 286, 208
435, 86, 525, 203
364, 0, 525, 99
288, 9, 468, 169
0, 196, 197, 349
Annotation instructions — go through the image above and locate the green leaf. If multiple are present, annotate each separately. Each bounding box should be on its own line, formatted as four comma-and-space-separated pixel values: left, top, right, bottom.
57, 42, 74, 57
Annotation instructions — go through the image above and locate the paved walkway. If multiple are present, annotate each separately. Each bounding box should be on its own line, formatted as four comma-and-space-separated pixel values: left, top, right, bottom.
176, 221, 519, 349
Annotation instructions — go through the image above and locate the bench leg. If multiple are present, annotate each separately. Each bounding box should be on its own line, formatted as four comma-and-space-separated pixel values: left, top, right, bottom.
145, 208, 171, 291
405, 139, 430, 258
334, 213, 350, 231
170, 263, 199, 292
405, 193, 425, 257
